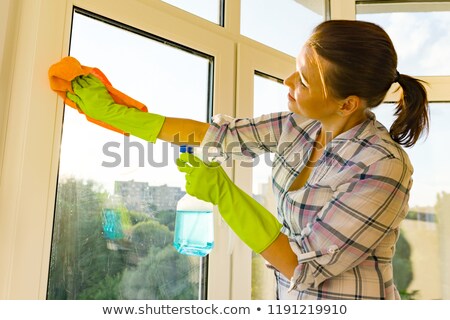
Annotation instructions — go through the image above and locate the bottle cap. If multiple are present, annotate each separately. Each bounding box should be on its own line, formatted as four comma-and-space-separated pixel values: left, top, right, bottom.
180, 145, 194, 154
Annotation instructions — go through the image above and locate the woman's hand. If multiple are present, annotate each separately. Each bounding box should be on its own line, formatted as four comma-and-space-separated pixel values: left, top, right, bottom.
66, 75, 165, 142
67, 75, 116, 119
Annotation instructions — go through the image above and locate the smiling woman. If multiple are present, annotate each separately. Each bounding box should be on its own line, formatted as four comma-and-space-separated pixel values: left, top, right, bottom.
1, 0, 450, 304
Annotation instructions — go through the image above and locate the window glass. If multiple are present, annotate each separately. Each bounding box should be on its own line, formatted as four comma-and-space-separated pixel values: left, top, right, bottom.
373, 103, 450, 299
251, 73, 288, 300
47, 10, 212, 300
161, 0, 223, 25
357, 9, 450, 76
241, 0, 324, 56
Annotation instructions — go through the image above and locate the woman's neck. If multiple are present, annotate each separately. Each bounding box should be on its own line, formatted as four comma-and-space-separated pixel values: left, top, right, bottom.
317, 109, 369, 146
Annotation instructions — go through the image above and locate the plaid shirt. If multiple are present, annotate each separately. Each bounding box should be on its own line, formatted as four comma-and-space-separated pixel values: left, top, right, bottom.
201, 111, 413, 300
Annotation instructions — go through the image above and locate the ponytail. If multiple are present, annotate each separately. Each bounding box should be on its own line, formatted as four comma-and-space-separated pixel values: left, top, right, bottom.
390, 74, 429, 148
308, 20, 430, 148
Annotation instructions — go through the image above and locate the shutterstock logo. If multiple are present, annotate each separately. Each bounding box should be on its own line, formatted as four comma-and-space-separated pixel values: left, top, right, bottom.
101, 132, 334, 169
102, 136, 173, 168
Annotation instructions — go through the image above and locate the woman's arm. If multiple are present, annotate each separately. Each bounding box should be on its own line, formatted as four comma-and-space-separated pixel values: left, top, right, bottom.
177, 153, 298, 280
194, 113, 291, 159
260, 233, 297, 279
157, 117, 210, 145
67, 75, 211, 144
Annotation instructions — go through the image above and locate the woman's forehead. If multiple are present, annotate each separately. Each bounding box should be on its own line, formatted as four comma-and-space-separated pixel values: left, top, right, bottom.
296, 45, 330, 98
296, 46, 307, 70
296, 46, 318, 76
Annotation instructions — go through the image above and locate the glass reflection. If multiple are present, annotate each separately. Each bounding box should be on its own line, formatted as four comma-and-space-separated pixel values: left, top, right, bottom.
47, 11, 211, 300
374, 103, 450, 299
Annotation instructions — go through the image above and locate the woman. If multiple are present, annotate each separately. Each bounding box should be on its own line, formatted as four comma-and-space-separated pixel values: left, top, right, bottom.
67, 20, 429, 299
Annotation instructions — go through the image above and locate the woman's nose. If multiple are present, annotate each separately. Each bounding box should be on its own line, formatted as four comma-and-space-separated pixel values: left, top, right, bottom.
284, 72, 295, 87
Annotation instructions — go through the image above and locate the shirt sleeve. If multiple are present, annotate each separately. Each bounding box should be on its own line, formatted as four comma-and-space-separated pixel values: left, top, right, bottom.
288, 156, 413, 292
200, 112, 291, 161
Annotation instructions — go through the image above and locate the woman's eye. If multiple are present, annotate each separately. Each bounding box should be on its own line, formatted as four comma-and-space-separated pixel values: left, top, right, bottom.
295, 73, 306, 87
298, 77, 306, 87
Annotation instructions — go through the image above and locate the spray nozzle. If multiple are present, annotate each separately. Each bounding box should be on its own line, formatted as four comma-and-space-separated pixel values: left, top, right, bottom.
180, 145, 194, 154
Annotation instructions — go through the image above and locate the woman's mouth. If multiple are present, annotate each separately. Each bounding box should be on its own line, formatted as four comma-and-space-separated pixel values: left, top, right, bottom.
288, 93, 295, 101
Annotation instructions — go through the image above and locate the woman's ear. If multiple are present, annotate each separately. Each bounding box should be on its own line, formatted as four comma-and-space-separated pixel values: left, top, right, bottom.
338, 95, 363, 116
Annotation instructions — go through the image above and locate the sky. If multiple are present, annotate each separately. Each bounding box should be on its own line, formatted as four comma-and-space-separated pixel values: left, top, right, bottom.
58, 1, 450, 208
357, 10, 450, 76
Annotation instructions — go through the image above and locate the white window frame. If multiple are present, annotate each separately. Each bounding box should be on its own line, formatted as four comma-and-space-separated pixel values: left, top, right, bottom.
331, 0, 450, 102
0, 0, 235, 299
233, 44, 295, 299
2, 0, 449, 300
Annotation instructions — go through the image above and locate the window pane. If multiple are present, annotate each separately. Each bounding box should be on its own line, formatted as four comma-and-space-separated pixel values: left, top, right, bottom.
373, 103, 450, 299
241, 0, 324, 56
162, 0, 222, 25
47, 11, 212, 300
251, 74, 288, 300
357, 8, 450, 76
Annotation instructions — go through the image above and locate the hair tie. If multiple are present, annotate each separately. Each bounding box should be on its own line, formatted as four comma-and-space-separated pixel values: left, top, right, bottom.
393, 71, 401, 83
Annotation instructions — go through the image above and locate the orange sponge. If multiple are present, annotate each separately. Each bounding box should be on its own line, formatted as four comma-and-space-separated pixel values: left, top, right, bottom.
48, 56, 148, 134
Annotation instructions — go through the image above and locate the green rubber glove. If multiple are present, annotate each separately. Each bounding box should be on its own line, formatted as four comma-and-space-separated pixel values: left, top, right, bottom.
67, 75, 165, 142
176, 153, 282, 253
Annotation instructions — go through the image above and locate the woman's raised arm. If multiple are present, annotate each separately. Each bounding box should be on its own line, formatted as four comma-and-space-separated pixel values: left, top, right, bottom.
157, 117, 210, 146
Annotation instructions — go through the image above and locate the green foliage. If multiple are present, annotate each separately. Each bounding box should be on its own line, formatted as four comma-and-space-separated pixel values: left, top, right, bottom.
398, 289, 419, 300
78, 274, 123, 300
120, 246, 197, 299
48, 178, 125, 299
393, 230, 414, 299
128, 210, 152, 225
131, 220, 172, 256
47, 178, 196, 300
154, 210, 177, 231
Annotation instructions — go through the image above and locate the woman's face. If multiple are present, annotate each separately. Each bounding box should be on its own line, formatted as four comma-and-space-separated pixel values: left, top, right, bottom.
284, 45, 340, 120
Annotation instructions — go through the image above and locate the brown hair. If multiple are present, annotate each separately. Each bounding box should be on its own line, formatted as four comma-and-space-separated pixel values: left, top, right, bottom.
307, 20, 429, 147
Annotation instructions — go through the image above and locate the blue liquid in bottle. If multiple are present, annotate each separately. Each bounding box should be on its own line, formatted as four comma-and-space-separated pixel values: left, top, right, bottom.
173, 209, 214, 256
173, 146, 214, 256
